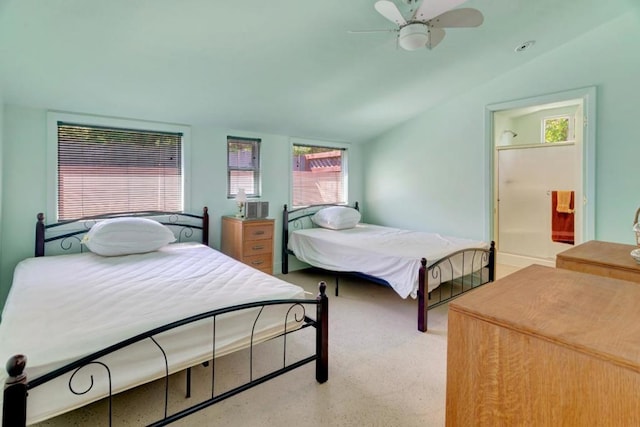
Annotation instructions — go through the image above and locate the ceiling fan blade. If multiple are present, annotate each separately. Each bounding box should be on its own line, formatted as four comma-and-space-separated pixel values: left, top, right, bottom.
427, 27, 446, 50
374, 0, 407, 25
429, 8, 484, 28
414, 0, 466, 21
348, 29, 398, 34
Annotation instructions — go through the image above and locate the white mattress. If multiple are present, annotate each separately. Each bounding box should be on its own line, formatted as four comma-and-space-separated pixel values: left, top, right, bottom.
288, 223, 489, 298
0, 243, 307, 424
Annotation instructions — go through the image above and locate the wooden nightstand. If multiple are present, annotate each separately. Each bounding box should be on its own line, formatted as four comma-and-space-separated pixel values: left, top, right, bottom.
221, 216, 274, 274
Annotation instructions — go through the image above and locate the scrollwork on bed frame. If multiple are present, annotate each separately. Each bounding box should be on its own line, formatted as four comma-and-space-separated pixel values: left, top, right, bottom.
34, 208, 210, 257
2, 283, 329, 427
417, 242, 495, 332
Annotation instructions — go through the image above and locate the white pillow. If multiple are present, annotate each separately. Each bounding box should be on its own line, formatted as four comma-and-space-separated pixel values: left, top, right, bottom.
82, 217, 176, 256
311, 206, 361, 230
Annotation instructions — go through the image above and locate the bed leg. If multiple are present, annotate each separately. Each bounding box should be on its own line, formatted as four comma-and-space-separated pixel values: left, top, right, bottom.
185, 367, 192, 398
489, 241, 496, 282
202, 207, 209, 246
35, 213, 45, 257
418, 258, 427, 332
3, 355, 28, 427
316, 282, 329, 383
282, 205, 289, 274
335, 275, 339, 297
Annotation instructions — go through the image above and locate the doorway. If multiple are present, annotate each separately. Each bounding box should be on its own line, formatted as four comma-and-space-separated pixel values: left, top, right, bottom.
485, 88, 596, 268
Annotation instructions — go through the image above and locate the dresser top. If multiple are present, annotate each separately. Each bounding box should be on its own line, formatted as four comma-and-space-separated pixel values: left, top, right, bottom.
556, 239, 640, 271
450, 264, 640, 372
222, 215, 273, 222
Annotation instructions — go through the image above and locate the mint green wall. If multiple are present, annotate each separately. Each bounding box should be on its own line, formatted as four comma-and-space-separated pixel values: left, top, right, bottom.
0, 107, 364, 309
0, 106, 45, 310
0, 109, 126, 306
364, 11, 640, 245
0, 98, 4, 306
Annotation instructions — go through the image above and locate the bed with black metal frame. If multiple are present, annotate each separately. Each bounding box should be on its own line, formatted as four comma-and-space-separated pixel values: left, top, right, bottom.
2, 208, 328, 426
282, 203, 494, 332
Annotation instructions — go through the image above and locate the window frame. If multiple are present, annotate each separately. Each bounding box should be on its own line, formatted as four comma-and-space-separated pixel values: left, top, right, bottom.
227, 136, 261, 199
47, 112, 191, 221
542, 114, 574, 144
290, 138, 349, 208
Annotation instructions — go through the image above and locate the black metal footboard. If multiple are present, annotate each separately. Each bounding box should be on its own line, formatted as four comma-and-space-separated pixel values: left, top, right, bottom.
417, 242, 495, 332
3, 283, 329, 427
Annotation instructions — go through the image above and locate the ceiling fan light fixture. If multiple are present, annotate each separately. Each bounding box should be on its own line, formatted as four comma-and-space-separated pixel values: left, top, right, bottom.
398, 23, 429, 50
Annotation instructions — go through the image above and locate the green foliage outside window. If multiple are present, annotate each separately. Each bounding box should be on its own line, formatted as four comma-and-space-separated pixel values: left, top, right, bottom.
544, 117, 570, 143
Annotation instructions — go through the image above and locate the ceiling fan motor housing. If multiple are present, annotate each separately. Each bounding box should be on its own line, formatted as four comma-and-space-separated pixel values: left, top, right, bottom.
398, 23, 429, 50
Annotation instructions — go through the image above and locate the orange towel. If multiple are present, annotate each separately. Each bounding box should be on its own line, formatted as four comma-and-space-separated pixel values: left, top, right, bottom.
551, 191, 574, 244
556, 190, 574, 213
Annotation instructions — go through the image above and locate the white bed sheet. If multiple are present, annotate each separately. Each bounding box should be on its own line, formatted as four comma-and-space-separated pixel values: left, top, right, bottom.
288, 223, 489, 298
0, 243, 307, 424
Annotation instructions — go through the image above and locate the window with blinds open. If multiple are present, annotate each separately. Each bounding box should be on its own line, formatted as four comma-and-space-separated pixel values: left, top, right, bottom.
57, 122, 183, 220
227, 136, 261, 198
292, 144, 346, 207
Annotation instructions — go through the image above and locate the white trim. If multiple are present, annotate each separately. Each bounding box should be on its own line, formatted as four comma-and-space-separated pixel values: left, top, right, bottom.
46, 111, 191, 221
496, 141, 575, 151
484, 86, 596, 246
498, 251, 556, 268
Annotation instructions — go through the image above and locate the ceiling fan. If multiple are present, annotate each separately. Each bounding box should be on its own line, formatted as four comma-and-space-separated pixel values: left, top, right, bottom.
351, 0, 484, 51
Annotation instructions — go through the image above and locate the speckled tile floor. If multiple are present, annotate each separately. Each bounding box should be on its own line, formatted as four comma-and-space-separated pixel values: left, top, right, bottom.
32, 264, 520, 427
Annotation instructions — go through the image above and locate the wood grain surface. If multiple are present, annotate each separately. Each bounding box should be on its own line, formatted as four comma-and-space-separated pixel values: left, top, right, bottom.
556, 240, 640, 283
446, 265, 640, 426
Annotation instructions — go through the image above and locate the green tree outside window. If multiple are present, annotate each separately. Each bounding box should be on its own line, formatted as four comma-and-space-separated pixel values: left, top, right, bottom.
544, 117, 570, 143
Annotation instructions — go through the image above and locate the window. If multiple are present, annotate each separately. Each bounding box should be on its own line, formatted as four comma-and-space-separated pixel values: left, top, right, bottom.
292, 143, 347, 207
227, 136, 261, 198
57, 122, 183, 220
543, 115, 572, 143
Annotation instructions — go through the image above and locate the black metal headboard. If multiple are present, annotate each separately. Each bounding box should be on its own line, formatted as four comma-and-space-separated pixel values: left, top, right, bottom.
35, 207, 209, 257
281, 202, 359, 274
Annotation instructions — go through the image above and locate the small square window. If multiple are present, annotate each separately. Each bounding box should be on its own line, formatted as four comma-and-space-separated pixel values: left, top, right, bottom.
543, 116, 571, 143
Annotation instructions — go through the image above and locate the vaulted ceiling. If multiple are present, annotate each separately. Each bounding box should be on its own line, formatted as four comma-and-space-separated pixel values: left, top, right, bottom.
0, 0, 636, 142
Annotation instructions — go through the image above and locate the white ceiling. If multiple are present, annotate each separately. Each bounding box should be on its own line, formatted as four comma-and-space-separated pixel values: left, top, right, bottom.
0, 0, 636, 143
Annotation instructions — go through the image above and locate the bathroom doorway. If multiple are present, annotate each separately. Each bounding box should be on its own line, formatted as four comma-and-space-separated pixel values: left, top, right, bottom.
486, 88, 596, 268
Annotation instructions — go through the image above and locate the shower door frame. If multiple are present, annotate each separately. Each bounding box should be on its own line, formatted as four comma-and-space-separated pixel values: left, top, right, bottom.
484, 87, 597, 266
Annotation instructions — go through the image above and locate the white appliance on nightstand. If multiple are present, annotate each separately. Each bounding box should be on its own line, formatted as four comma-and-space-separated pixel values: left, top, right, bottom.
244, 201, 269, 219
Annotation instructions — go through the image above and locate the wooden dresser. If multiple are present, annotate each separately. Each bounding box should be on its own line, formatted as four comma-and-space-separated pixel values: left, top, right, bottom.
556, 239, 640, 283
446, 264, 640, 426
220, 216, 274, 275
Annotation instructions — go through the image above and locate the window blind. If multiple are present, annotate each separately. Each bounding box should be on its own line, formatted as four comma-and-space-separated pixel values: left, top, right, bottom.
227, 137, 261, 197
57, 122, 183, 220
292, 144, 346, 207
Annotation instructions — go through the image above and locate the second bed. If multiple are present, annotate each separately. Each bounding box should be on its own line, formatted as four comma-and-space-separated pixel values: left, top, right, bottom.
283, 203, 495, 332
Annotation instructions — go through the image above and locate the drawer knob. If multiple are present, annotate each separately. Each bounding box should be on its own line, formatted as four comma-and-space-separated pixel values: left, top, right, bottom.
251, 260, 264, 266
253, 230, 265, 236
252, 245, 264, 250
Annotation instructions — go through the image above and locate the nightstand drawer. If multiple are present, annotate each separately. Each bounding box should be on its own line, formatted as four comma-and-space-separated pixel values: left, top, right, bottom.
244, 253, 272, 271
243, 239, 272, 256
244, 224, 273, 240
